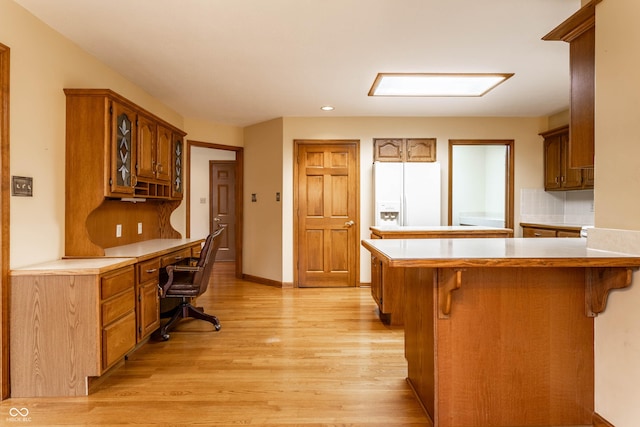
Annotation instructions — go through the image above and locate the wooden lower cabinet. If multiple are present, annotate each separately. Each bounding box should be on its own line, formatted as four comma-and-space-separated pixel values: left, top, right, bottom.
10, 262, 137, 397
521, 223, 582, 238
136, 257, 161, 341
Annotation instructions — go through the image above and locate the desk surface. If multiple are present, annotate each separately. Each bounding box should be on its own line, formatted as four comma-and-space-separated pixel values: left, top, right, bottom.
10, 257, 136, 275
362, 237, 640, 268
103, 238, 205, 260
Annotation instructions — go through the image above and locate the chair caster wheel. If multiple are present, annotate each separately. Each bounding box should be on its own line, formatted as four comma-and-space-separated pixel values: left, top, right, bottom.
215, 324, 221, 331
162, 334, 170, 341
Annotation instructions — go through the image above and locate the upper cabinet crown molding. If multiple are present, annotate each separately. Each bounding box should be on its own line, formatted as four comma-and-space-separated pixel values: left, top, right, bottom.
542, 0, 601, 42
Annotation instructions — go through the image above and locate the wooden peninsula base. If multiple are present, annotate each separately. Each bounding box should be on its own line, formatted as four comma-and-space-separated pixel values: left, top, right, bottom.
362, 238, 640, 427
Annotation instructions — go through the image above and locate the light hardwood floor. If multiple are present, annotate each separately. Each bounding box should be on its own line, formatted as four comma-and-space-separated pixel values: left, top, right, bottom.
2, 262, 431, 426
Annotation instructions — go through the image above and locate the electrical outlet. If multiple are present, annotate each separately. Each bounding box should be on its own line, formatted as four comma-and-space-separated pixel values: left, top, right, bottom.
200, 197, 207, 204
137, 222, 143, 234
116, 224, 122, 238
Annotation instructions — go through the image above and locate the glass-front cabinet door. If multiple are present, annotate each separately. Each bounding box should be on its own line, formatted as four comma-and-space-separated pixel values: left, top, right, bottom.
110, 101, 137, 195
171, 135, 183, 199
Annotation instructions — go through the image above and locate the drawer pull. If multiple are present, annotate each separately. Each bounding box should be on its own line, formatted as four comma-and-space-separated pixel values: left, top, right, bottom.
534, 233, 542, 236
175, 256, 183, 260
145, 268, 158, 274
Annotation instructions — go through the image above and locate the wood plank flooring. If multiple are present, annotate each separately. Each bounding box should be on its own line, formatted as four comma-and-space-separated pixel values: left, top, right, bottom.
2, 262, 431, 426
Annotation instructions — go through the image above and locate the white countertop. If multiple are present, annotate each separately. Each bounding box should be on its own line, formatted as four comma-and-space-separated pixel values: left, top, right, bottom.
10, 257, 136, 275
103, 238, 204, 259
370, 225, 511, 232
362, 237, 640, 268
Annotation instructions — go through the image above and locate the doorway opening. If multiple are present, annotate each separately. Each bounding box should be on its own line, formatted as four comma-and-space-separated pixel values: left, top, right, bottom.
187, 140, 243, 278
448, 139, 514, 230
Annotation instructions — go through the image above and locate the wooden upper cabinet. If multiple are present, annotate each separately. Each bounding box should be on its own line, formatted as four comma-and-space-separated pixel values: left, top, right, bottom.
110, 101, 137, 196
171, 134, 184, 199
543, 0, 599, 168
541, 125, 592, 191
136, 113, 157, 180
64, 89, 187, 256
373, 138, 436, 162
156, 125, 172, 182
373, 139, 403, 161
405, 138, 436, 162
137, 118, 177, 185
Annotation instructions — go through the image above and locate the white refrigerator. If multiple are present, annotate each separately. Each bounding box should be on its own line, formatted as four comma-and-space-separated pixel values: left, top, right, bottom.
373, 161, 441, 226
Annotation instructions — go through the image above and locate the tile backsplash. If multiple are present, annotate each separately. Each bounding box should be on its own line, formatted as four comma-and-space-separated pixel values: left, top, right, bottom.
520, 188, 594, 225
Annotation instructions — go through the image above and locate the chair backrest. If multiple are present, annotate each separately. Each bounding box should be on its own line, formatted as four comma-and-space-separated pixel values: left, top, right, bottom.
192, 227, 224, 296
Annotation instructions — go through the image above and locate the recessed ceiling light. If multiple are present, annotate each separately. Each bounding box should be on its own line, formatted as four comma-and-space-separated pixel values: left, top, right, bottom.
368, 73, 514, 97
320, 105, 334, 111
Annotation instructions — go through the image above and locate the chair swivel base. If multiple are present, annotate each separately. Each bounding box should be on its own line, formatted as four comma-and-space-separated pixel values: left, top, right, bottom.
159, 301, 221, 341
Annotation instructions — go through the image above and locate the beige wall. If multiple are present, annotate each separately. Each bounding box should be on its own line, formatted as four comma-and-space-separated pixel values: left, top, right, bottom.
590, 0, 640, 424
281, 116, 544, 284
178, 118, 243, 237
243, 118, 284, 281
1, 0, 185, 267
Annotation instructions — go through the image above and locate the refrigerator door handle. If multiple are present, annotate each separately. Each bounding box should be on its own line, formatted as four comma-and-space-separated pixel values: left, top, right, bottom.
402, 194, 407, 226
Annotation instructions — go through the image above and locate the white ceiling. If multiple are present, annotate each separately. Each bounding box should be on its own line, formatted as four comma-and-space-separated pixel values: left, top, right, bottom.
14, 0, 581, 127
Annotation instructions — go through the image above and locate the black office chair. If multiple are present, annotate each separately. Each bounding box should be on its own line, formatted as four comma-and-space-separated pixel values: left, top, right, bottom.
158, 228, 224, 340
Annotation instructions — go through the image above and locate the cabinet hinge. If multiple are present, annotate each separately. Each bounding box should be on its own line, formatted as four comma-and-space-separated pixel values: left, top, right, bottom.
109, 178, 113, 185
138, 294, 142, 302
109, 106, 113, 114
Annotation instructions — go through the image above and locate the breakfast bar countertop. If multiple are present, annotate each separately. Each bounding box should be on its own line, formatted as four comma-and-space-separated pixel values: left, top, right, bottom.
361, 237, 640, 268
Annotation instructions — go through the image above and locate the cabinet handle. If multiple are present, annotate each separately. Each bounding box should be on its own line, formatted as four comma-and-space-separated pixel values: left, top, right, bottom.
534, 233, 542, 237
175, 256, 183, 260
145, 268, 157, 274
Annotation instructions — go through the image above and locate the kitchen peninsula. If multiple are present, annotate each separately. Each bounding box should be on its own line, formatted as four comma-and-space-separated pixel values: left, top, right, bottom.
369, 225, 513, 325
362, 237, 640, 427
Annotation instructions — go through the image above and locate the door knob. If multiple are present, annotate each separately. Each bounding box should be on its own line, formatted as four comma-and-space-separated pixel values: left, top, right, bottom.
214, 217, 221, 222
345, 220, 355, 227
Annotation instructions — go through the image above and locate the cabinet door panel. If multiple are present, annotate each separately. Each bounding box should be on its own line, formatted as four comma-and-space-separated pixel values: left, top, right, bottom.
136, 114, 157, 179
544, 136, 562, 190
373, 139, 403, 162
102, 310, 136, 370
156, 125, 172, 182
171, 135, 184, 199
138, 282, 160, 340
406, 138, 436, 162
110, 101, 137, 195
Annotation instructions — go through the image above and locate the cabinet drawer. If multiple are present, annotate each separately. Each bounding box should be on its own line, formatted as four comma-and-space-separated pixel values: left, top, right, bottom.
160, 248, 191, 267
137, 257, 161, 284
101, 266, 135, 299
102, 288, 135, 326
191, 244, 203, 259
523, 227, 557, 238
102, 310, 136, 370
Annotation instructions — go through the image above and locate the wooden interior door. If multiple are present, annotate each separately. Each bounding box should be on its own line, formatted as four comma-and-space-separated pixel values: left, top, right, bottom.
296, 141, 359, 287
210, 161, 236, 261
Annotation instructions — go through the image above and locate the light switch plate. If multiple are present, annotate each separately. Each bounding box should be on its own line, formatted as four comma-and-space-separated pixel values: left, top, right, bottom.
116, 224, 122, 238
137, 222, 143, 234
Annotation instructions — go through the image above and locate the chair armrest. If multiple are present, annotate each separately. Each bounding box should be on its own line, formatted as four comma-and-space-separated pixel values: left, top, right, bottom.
172, 265, 202, 273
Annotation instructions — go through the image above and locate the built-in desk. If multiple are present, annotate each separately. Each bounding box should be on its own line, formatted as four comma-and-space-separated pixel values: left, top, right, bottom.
362, 237, 640, 427
10, 238, 204, 397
